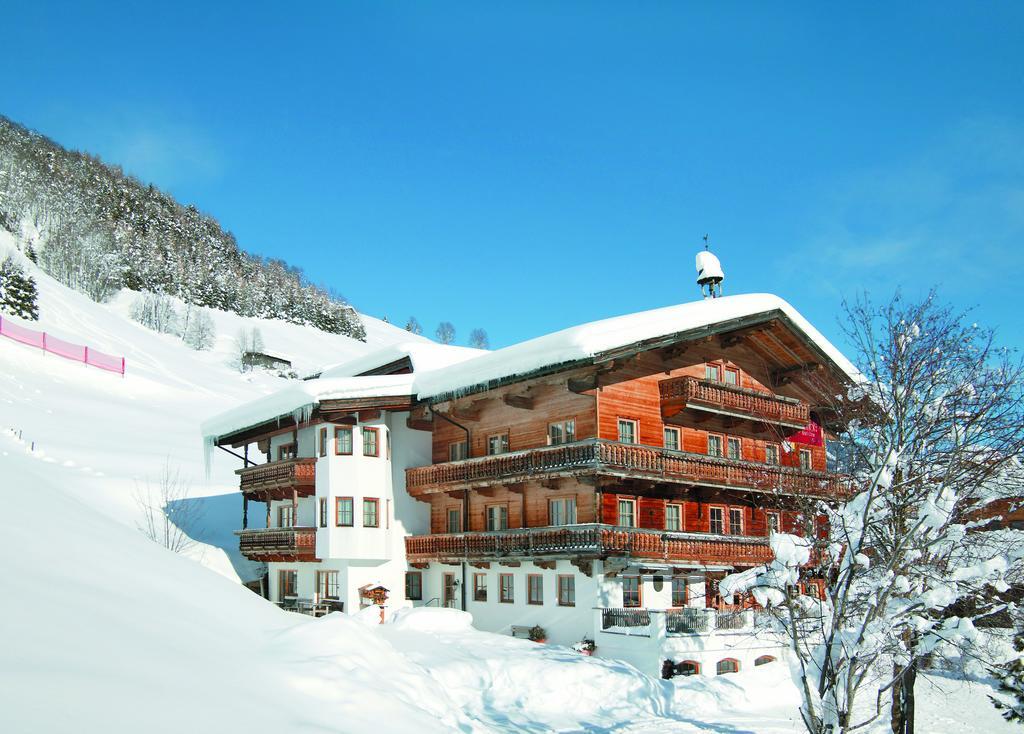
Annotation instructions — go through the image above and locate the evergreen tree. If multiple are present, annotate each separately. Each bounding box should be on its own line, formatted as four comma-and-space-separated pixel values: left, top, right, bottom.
0, 256, 39, 320
991, 632, 1024, 723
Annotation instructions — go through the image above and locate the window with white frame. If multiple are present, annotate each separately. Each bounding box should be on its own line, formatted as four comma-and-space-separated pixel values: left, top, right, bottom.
617, 418, 637, 444
705, 363, 721, 382
766, 511, 781, 535
707, 435, 723, 457
664, 427, 680, 451
709, 506, 725, 534
618, 498, 636, 528
548, 419, 576, 446
549, 497, 577, 526
446, 508, 461, 534
487, 433, 510, 455
665, 503, 682, 531
449, 440, 468, 461
727, 437, 741, 460
799, 449, 812, 470
728, 507, 744, 535
486, 504, 508, 531
278, 504, 295, 528
724, 367, 739, 386
765, 444, 780, 464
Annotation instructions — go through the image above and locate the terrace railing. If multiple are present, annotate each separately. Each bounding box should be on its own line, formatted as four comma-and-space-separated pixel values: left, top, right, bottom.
236, 526, 317, 560
237, 457, 316, 494
406, 439, 848, 497
659, 376, 809, 427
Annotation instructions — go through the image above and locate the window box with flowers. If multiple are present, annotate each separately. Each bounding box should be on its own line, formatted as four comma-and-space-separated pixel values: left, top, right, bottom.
528, 625, 547, 643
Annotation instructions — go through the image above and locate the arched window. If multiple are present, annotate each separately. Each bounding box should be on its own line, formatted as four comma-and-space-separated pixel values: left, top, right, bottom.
716, 658, 740, 675
674, 660, 700, 677
754, 655, 777, 666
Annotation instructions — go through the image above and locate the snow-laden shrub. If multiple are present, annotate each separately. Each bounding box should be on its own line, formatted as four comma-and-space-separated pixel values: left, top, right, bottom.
131, 292, 179, 335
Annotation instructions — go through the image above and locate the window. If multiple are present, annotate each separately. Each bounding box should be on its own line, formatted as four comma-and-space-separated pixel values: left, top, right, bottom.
319, 427, 328, 457
278, 504, 295, 528
617, 419, 637, 444
709, 506, 725, 535
278, 570, 297, 601
558, 575, 575, 606
363, 427, 379, 457
473, 573, 488, 602
448, 440, 468, 461
528, 574, 543, 605
318, 498, 328, 528
486, 505, 508, 531
716, 658, 740, 675
622, 577, 641, 607
446, 508, 462, 534
707, 435, 723, 457
727, 437, 741, 460
548, 419, 576, 445
549, 497, 577, 526
705, 363, 721, 382
724, 367, 739, 386
799, 448, 812, 470
316, 570, 339, 600
405, 572, 422, 600
675, 660, 700, 677
499, 573, 514, 603
666, 503, 682, 531
671, 576, 687, 607
618, 498, 636, 528
443, 573, 457, 608
766, 511, 781, 535
363, 498, 379, 527
766, 444, 780, 464
335, 497, 354, 527
729, 507, 744, 535
335, 426, 353, 455
277, 443, 297, 461
487, 432, 510, 455
663, 427, 680, 451
754, 655, 777, 666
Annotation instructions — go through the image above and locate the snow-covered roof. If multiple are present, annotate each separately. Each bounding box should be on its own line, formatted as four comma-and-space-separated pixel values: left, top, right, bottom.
201, 374, 415, 443
317, 341, 486, 379
413, 294, 859, 400
202, 293, 858, 443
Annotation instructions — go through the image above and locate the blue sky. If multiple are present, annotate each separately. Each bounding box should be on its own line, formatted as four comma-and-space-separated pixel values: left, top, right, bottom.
3, 2, 1023, 351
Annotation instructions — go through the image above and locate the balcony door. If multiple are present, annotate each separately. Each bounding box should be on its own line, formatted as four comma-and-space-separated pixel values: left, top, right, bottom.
443, 572, 458, 609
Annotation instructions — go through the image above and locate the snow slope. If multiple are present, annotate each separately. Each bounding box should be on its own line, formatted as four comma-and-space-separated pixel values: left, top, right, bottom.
0, 228, 426, 581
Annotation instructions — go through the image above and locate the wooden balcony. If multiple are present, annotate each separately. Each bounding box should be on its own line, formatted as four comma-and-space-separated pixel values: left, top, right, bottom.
237, 457, 316, 500
405, 439, 849, 498
236, 526, 318, 562
660, 376, 809, 429
405, 523, 775, 567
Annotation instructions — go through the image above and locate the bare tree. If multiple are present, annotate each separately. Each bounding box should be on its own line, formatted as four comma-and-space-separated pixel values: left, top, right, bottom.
133, 460, 205, 554
233, 327, 265, 372
468, 328, 490, 349
435, 321, 456, 345
183, 308, 216, 350
722, 290, 1024, 734
405, 316, 423, 335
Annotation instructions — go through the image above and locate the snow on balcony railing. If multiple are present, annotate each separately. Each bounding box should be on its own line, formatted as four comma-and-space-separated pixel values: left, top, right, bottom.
659, 376, 808, 427
0, 315, 125, 375
406, 439, 849, 497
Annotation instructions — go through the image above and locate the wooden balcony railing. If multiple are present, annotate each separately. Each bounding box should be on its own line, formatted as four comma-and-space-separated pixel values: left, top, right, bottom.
236, 526, 318, 561
405, 523, 776, 566
237, 457, 316, 497
405, 439, 849, 497
660, 376, 809, 428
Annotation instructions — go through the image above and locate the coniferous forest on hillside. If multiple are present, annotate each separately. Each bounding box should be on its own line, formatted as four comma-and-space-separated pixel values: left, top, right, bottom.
0, 115, 365, 338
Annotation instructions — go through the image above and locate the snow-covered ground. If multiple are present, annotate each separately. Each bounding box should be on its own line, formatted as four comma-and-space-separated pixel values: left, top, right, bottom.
0, 228, 1014, 732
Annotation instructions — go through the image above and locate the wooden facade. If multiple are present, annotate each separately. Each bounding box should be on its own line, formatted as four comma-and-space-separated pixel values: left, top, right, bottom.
405, 318, 850, 569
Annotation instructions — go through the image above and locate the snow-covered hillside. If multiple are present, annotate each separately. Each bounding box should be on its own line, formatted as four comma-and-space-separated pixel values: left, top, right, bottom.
0, 227, 424, 581
1, 228, 1015, 733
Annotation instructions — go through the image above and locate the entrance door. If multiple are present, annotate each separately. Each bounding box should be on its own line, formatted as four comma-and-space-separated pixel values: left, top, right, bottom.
443, 573, 457, 608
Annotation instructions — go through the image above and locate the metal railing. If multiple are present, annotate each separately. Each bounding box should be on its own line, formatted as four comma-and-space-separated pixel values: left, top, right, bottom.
659, 376, 809, 426
405, 439, 848, 497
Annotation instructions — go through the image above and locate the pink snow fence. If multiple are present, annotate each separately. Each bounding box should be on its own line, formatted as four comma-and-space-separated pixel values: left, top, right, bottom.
0, 316, 126, 376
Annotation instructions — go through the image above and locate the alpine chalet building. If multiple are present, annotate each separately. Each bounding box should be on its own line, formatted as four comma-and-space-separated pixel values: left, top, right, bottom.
203, 281, 857, 677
